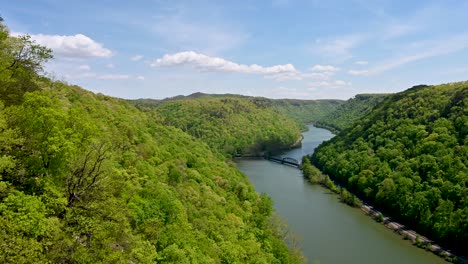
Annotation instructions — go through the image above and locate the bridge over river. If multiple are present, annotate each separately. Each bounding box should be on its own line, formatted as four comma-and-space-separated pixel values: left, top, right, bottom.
265, 155, 301, 168
237, 125, 451, 264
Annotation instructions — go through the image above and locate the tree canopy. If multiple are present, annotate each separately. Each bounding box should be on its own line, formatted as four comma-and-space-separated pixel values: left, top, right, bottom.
151, 96, 303, 157
0, 19, 303, 263
312, 82, 468, 253
315, 93, 388, 133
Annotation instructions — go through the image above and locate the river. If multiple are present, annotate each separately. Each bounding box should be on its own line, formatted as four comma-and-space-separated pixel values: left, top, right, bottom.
236, 125, 448, 264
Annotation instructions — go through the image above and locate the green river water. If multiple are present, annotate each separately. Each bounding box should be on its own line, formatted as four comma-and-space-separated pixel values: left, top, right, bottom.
236, 125, 448, 264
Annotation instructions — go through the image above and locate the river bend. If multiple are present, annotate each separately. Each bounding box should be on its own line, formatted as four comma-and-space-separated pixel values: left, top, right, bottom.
237, 125, 447, 264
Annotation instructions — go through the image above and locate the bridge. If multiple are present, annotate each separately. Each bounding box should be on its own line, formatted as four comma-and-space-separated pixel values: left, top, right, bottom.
265, 155, 301, 168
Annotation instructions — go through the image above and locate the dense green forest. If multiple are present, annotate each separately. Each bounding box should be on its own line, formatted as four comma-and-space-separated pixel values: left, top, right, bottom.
315, 94, 388, 132
0, 19, 303, 263
132, 94, 343, 132
311, 82, 468, 253
266, 99, 343, 127
148, 97, 302, 157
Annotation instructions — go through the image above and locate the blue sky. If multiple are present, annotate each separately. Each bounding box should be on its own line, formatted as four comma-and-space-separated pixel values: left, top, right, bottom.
2, 0, 468, 99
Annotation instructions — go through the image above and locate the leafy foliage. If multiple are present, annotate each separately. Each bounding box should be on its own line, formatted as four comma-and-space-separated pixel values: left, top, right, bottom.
302, 156, 360, 207
268, 99, 343, 129
153, 97, 302, 156
312, 82, 468, 252
0, 19, 302, 263
131, 94, 343, 131
0, 20, 52, 106
315, 93, 388, 132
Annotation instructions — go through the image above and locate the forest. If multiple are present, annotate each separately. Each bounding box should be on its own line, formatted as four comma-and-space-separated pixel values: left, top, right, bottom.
132, 94, 343, 132
262, 98, 343, 128
314, 93, 388, 132
2, 11, 468, 262
146, 96, 302, 157
311, 82, 468, 253
133, 93, 388, 133
0, 18, 303, 263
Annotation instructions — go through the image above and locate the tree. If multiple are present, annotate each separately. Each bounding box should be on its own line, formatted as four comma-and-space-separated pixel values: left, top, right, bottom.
0, 18, 52, 105
66, 142, 110, 207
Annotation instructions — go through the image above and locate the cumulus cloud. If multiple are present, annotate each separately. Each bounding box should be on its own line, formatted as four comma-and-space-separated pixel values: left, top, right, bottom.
309, 64, 340, 72
23, 33, 113, 59
272, 86, 312, 98
131, 55, 143, 61
151, 51, 344, 82
64, 72, 130, 80
308, 80, 351, 90
348, 69, 370, 76
64, 72, 97, 79
267, 64, 341, 82
264, 72, 303, 81
136, 75, 145, 80
151, 51, 298, 75
97, 74, 129, 80
265, 71, 336, 81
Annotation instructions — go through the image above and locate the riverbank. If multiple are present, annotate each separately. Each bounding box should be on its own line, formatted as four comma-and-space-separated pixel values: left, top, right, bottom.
302, 160, 463, 263
238, 125, 450, 264
235, 135, 304, 158
290, 134, 304, 148
361, 204, 464, 263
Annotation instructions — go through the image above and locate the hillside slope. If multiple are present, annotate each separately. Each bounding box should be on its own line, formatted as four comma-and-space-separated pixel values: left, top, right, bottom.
266, 98, 344, 127
315, 93, 388, 132
312, 82, 468, 252
154, 97, 302, 156
0, 20, 303, 263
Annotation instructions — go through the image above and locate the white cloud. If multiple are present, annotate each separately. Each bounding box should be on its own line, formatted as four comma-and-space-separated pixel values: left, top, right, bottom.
334, 80, 351, 86
22, 33, 113, 59
64, 72, 97, 79
265, 66, 338, 81
264, 72, 303, 81
348, 69, 370, 76
77, 64, 91, 71
64, 72, 130, 80
106, 63, 115, 68
151, 51, 298, 75
97, 74, 129, 80
272, 86, 312, 98
308, 80, 351, 90
310, 64, 341, 72
131, 55, 143, 61
354, 60, 369, 65
136, 75, 145, 80
303, 72, 335, 79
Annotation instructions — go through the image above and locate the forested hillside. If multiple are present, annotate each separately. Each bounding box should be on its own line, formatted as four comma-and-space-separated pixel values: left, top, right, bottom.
267, 99, 343, 127
0, 19, 303, 263
312, 82, 468, 252
153, 97, 302, 156
315, 93, 388, 132
130, 93, 345, 133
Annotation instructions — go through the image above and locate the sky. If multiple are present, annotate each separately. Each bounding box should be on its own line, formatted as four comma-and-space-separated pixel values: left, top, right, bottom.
2, 0, 468, 100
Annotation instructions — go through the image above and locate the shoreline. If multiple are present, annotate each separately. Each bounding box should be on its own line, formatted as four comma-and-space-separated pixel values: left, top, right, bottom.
290, 134, 304, 148
304, 166, 466, 264
303, 126, 466, 264
360, 203, 465, 263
